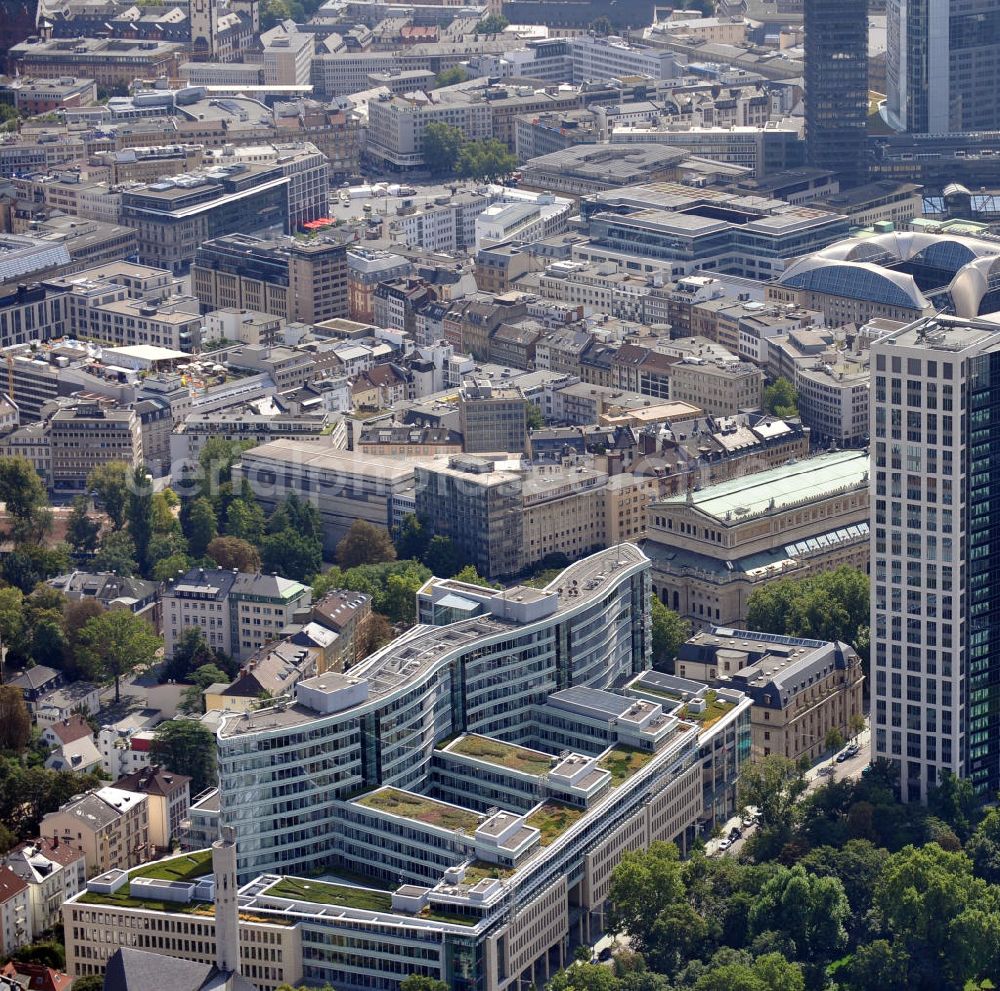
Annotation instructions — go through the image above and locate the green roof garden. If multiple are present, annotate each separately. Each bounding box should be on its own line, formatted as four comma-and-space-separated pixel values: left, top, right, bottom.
461, 861, 516, 886
680, 690, 734, 729
449, 735, 555, 777
598, 746, 656, 785
77, 851, 289, 924
526, 801, 586, 846
355, 787, 484, 834
264, 877, 393, 913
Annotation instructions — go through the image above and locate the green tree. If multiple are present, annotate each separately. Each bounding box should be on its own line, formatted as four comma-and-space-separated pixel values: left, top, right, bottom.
748, 865, 849, 964
165, 626, 223, 682
763, 377, 798, 418
151, 488, 180, 533
400, 978, 451, 991
849, 712, 866, 740
3, 544, 69, 593
825, 726, 845, 754
66, 495, 101, 558
434, 66, 469, 87
607, 842, 684, 957
261, 529, 322, 582
966, 808, 1000, 885
750, 953, 805, 991
337, 519, 397, 569
77, 609, 161, 703
0, 455, 50, 541
0, 685, 31, 752
183, 497, 218, 557
457, 137, 517, 182
525, 401, 544, 430
453, 564, 495, 587
152, 719, 217, 794
423, 121, 464, 176
590, 15, 613, 34
93, 530, 138, 577
423, 535, 461, 577
153, 552, 193, 583
206, 535, 261, 573
225, 492, 266, 545
841, 939, 909, 991
474, 12, 509, 33
799, 839, 888, 924
929, 771, 980, 842
87, 461, 130, 530
197, 437, 254, 503
394, 513, 430, 561
745, 566, 868, 647
12, 940, 65, 969
651, 598, 690, 668
0, 585, 25, 658
385, 571, 424, 626
72, 976, 106, 991
178, 663, 230, 715
127, 467, 154, 576
738, 755, 807, 855
874, 843, 1000, 989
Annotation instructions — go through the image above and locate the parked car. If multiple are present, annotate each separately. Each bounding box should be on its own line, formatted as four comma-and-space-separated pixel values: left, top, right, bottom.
718, 839, 731, 851
598, 947, 614, 962
729, 827, 742, 841
836, 750, 849, 763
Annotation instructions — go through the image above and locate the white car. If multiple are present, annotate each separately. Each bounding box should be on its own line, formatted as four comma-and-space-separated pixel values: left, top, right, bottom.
718, 839, 731, 851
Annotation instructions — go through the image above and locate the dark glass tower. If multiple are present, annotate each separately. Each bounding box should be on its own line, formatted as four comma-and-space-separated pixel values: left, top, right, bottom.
804, 0, 869, 189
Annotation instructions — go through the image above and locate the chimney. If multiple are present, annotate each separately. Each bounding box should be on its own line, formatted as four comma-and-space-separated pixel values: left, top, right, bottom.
213, 826, 239, 974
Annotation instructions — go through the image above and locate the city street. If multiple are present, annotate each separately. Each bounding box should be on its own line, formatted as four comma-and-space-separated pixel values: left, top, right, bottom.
705, 726, 872, 859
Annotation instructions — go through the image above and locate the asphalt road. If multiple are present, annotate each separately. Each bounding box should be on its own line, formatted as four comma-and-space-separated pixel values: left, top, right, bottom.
705, 726, 873, 859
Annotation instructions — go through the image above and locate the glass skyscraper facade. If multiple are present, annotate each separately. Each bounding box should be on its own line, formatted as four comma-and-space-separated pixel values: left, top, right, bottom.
804, 0, 869, 188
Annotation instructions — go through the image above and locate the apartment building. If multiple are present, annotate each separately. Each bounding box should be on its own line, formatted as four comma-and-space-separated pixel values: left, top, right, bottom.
366, 92, 492, 170
415, 454, 660, 578
666, 352, 765, 416
114, 766, 192, 855
4, 838, 86, 937
41, 787, 149, 875
676, 628, 864, 763
261, 23, 314, 86
0, 868, 31, 957
645, 450, 870, 630
870, 316, 1000, 802
63, 547, 753, 991
48, 404, 143, 492
161, 568, 312, 663
170, 409, 346, 464
346, 249, 411, 323
7, 37, 185, 89
193, 234, 348, 325
567, 35, 682, 83
765, 327, 871, 447
458, 380, 528, 455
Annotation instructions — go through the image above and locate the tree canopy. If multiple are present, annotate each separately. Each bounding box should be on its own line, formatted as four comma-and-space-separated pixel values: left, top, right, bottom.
763, 377, 798, 418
